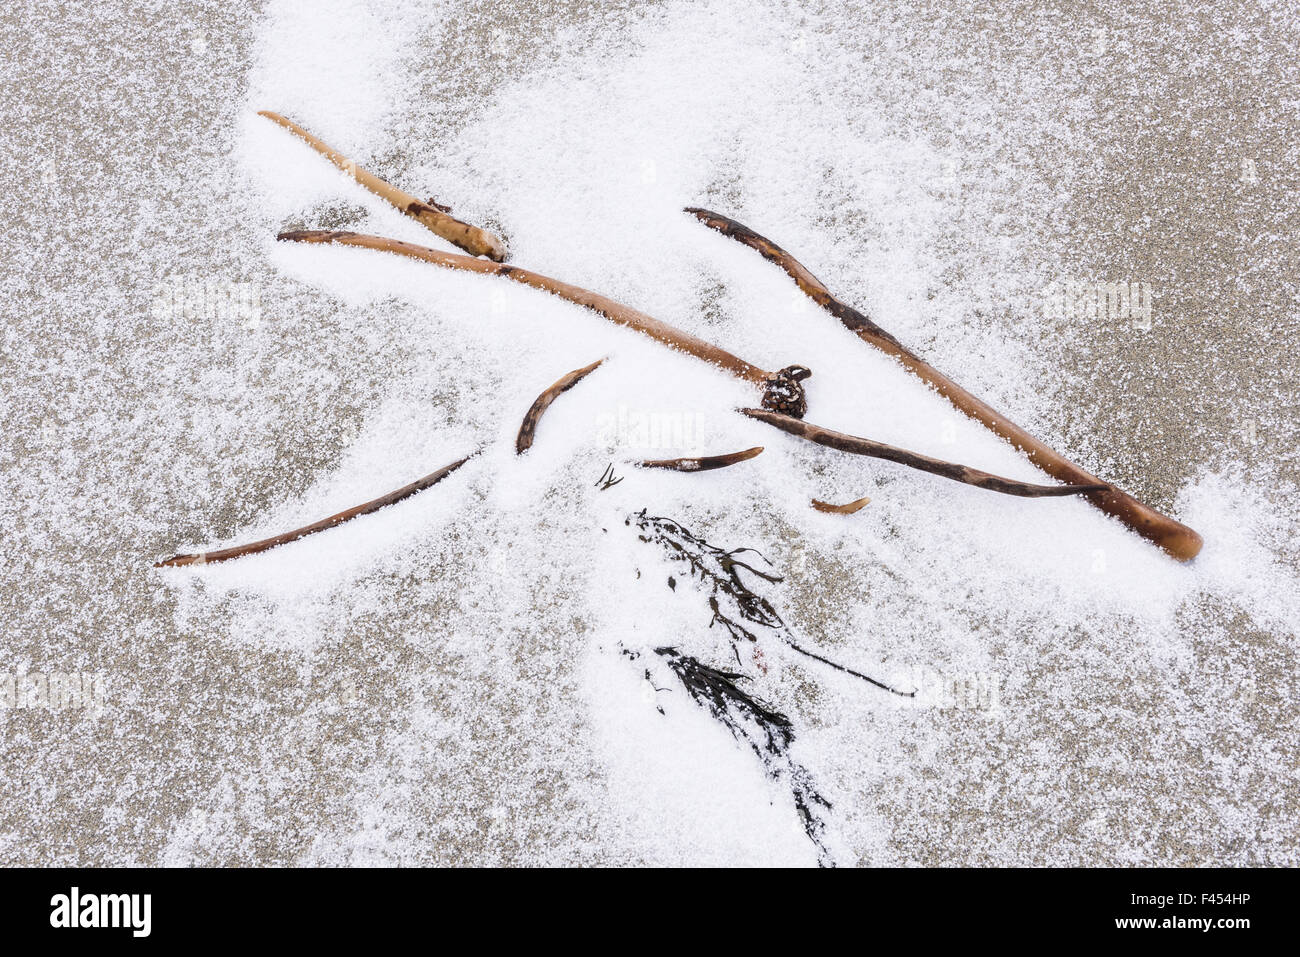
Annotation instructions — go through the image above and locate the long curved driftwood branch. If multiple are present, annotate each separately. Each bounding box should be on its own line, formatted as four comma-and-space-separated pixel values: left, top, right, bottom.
742, 409, 1108, 498
639, 446, 764, 471
517, 358, 605, 454
155, 454, 474, 567
259, 111, 507, 261
687, 208, 1204, 560
277, 229, 788, 388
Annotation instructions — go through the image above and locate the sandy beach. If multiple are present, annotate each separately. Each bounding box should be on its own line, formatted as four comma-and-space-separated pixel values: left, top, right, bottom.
0, 0, 1295, 865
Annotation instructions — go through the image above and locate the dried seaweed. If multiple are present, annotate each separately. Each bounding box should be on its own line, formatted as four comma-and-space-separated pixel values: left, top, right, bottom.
624, 646, 834, 866
629, 510, 912, 696
624, 512, 919, 864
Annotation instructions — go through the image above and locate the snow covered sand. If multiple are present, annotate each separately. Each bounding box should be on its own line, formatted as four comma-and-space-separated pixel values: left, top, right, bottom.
1, 0, 1296, 865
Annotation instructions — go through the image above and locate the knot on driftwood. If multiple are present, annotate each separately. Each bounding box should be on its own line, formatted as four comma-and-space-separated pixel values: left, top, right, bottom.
761, 365, 812, 419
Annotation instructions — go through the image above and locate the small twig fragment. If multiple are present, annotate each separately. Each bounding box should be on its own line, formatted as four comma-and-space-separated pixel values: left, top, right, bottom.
258, 110, 507, 261
742, 408, 1109, 499
154, 455, 474, 567
639, 446, 764, 472
595, 463, 624, 490
811, 496, 871, 514
516, 358, 605, 454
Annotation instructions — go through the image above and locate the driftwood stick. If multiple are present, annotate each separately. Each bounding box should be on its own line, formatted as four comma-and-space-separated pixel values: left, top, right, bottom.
811, 496, 871, 514
742, 409, 1108, 498
687, 208, 1203, 560
154, 455, 474, 567
517, 358, 605, 454
639, 446, 764, 472
278, 229, 781, 386
258, 111, 507, 261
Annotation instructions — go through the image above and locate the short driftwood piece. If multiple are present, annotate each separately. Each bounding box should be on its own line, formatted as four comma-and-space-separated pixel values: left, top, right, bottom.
517, 358, 605, 454
811, 496, 871, 514
639, 446, 764, 472
259, 110, 507, 261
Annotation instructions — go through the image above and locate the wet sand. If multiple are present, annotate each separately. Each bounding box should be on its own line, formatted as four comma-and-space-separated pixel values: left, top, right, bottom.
0, 0, 1295, 865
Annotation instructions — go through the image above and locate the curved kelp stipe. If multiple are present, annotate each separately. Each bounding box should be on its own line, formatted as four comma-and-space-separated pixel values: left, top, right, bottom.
742, 409, 1108, 499
155, 454, 474, 567
276, 229, 813, 418
517, 358, 606, 454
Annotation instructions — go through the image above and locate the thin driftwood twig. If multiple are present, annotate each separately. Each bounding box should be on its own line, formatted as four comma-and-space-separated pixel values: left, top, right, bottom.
155, 454, 474, 567
742, 408, 1108, 498
639, 446, 764, 472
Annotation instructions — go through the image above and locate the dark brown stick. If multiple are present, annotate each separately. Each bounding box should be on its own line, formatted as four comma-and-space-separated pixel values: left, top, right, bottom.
154, 455, 474, 567
517, 358, 605, 454
742, 409, 1108, 498
259, 111, 507, 261
639, 446, 764, 472
688, 208, 1203, 560
811, 496, 871, 514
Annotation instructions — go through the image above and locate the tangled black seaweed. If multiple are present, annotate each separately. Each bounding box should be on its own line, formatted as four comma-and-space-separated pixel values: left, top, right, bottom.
628, 510, 912, 696
625, 511, 918, 866
624, 645, 834, 866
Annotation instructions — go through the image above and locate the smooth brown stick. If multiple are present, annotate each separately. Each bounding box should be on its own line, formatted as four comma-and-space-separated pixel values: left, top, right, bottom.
278, 230, 773, 386
639, 446, 764, 472
259, 110, 507, 261
154, 455, 473, 567
688, 208, 1204, 560
742, 409, 1108, 498
517, 359, 605, 454
811, 496, 871, 514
